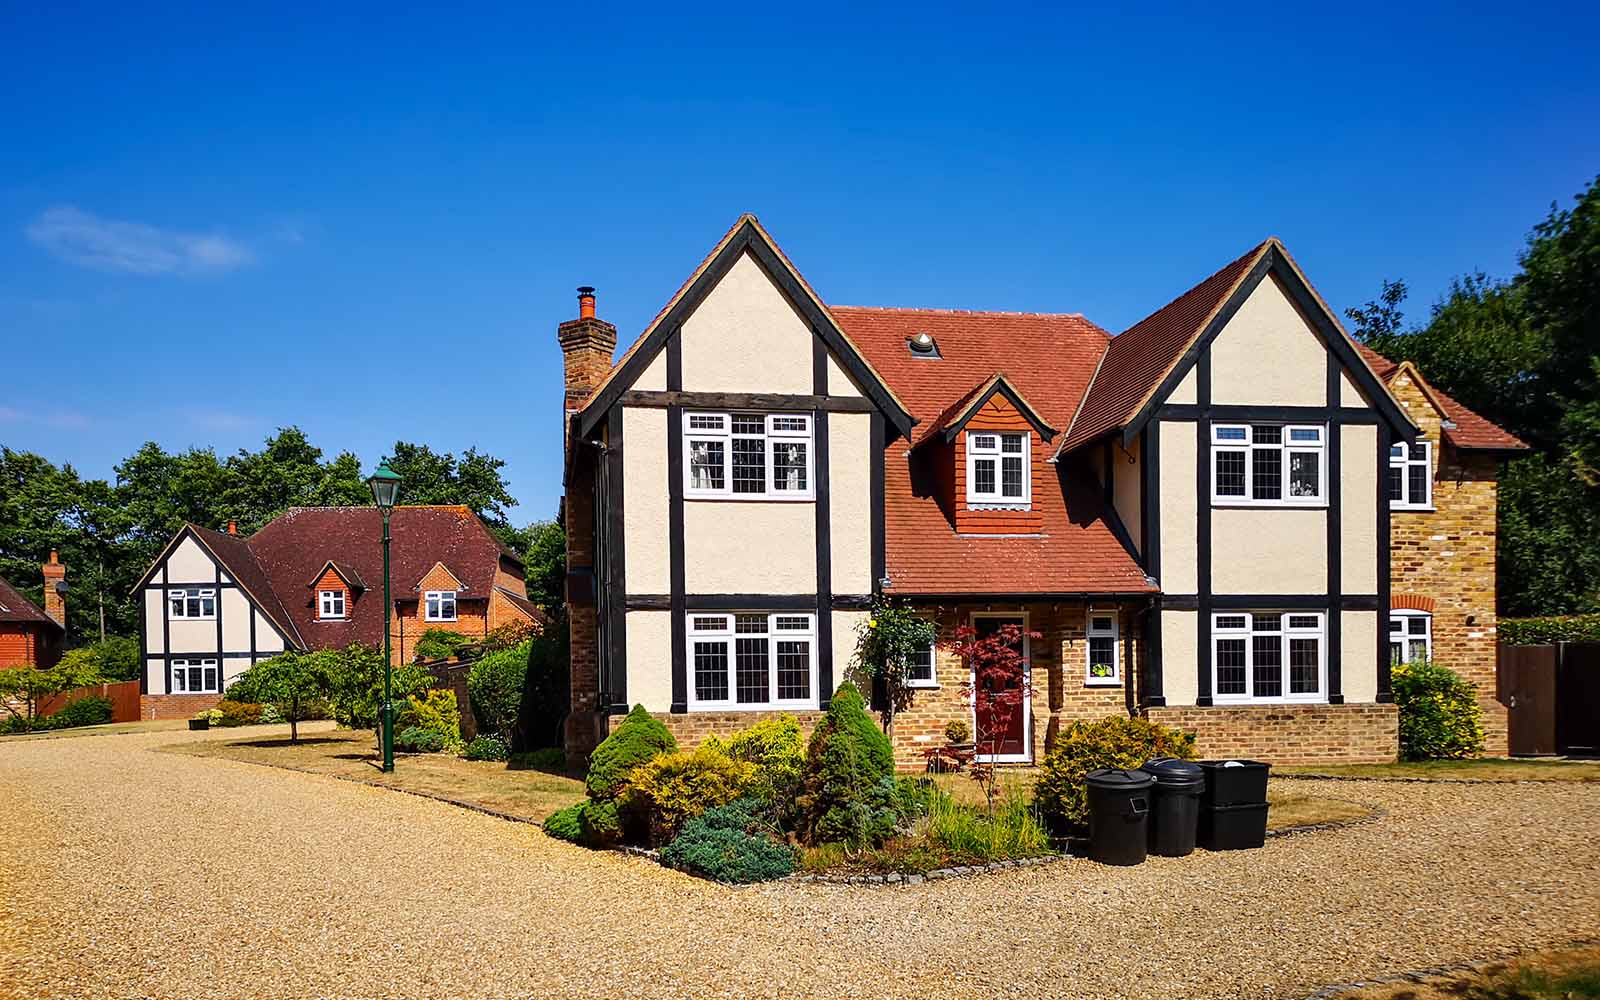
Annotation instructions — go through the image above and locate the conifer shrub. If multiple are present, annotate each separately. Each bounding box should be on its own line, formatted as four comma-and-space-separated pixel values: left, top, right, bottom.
396, 689, 463, 753
661, 819, 795, 883
1034, 716, 1196, 832
544, 802, 584, 843
620, 745, 759, 845
586, 705, 676, 800
702, 714, 805, 819
395, 726, 445, 753
797, 682, 899, 847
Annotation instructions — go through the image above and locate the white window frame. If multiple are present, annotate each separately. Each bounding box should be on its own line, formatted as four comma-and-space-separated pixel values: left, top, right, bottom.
1085, 612, 1120, 686
965, 431, 1031, 508
1211, 423, 1326, 506
967, 611, 1033, 763
1390, 611, 1433, 665
170, 658, 220, 694
425, 590, 457, 622
168, 588, 217, 620
683, 412, 815, 501
686, 612, 819, 711
319, 589, 346, 620
1211, 611, 1326, 704
905, 631, 939, 689
1389, 440, 1434, 510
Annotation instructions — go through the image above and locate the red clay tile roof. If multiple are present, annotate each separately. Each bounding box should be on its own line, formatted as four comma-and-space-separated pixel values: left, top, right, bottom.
0, 573, 62, 631
1353, 344, 1528, 451
495, 586, 551, 627
912, 373, 1057, 449
235, 506, 521, 650
832, 307, 1153, 596
1062, 240, 1271, 451
188, 525, 305, 646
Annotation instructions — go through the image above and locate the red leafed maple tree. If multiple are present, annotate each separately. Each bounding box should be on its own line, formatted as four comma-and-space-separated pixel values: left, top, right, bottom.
947, 623, 1040, 815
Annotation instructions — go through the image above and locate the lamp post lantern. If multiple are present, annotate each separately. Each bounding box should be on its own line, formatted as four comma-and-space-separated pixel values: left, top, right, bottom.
367, 462, 403, 773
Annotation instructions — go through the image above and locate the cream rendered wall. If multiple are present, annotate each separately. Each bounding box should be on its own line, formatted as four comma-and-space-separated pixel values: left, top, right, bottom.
1341, 371, 1368, 408
167, 536, 216, 581
167, 620, 215, 652
1341, 424, 1379, 594
144, 590, 165, 653
1208, 276, 1326, 407
635, 350, 667, 391
1211, 508, 1327, 594
1158, 422, 1197, 594
221, 589, 254, 650
829, 412, 872, 595
623, 407, 671, 594
683, 502, 816, 593
145, 659, 165, 694
680, 251, 813, 394
254, 609, 285, 653
826, 353, 863, 398
222, 658, 251, 688
1341, 610, 1379, 702
1161, 609, 1199, 706
626, 611, 673, 711
832, 610, 869, 693
1168, 367, 1197, 405
1112, 435, 1142, 555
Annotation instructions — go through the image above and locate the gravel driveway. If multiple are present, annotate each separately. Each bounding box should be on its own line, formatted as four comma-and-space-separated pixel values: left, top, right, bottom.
2, 728, 1597, 1000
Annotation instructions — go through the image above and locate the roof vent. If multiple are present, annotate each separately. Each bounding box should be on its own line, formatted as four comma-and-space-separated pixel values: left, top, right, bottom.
907, 331, 941, 359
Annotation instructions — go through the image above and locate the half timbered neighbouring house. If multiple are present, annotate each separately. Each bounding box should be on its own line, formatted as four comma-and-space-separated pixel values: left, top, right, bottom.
560, 216, 1523, 764
135, 507, 545, 719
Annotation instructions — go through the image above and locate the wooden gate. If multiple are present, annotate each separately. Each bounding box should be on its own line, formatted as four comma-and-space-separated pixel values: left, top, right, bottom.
1499, 644, 1558, 756
1557, 642, 1600, 756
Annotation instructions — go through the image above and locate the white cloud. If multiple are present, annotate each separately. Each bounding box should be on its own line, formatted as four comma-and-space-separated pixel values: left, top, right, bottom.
181, 409, 255, 432
26, 206, 254, 276
0, 404, 91, 429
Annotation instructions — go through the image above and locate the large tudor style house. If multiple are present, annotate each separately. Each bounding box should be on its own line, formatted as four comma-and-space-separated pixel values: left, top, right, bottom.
559, 216, 1524, 765
135, 506, 545, 719
0, 553, 67, 668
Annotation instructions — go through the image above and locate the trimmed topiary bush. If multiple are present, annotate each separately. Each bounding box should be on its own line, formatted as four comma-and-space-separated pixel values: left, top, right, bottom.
1034, 716, 1196, 833
1393, 661, 1485, 760
464, 734, 510, 761
468, 640, 532, 738
797, 682, 898, 847
395, 725, 446, 753
544, 802, 584, 843
661, 821, 795, 883
702, 714, 805, 820
586, 705, 676, 800
214, 700, 262, 727
620, 745, 760, 845
578, 799, 623, 847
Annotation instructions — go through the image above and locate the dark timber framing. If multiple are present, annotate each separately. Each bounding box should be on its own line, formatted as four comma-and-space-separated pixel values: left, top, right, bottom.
1141, 424, 1164, 706
603, 407, 627, 714
1326, 353, 1345, 704
813, 336, 835, 709
932, 374, 1058, 444
576, 218, 913, 440
1195, 352, 1213, 707
667, 329, 688, 713
619, 390, 874, 413
1377, 420, 1394, 702
629, 594, 873, 612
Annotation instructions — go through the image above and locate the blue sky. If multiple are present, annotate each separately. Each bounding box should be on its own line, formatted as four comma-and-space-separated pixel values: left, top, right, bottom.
3, 1, 1597, 524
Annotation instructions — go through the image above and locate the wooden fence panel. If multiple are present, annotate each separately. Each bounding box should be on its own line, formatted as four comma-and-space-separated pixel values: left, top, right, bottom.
36, 680, 142, 723
1557, 642, 1600, 756
1498, 644, 1558, 756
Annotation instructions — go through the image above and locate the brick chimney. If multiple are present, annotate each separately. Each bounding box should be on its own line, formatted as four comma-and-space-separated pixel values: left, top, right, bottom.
557, 286, 617, 444
227, 520, 238, 536
41, 550, 65, 628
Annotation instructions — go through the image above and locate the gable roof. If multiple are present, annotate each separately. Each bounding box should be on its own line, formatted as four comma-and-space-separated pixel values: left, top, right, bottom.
1060, 238, 1416, 453
495, 586, 551, 628
186, 525, 305, 647
913, 372, 1058, 448
1354, 344, 1528, 452
576, 214, 915, 439
0, 573, 62, 631
412, 560, 465, 593
833, 306, 1152, 596
306, 559, 367, 592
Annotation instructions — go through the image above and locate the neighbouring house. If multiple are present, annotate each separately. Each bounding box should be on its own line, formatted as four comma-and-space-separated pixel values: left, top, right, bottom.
0, 553, 67, 669
559, 215, 1524, 765
134, 507, 546, 719
1354, 344, 1528, 755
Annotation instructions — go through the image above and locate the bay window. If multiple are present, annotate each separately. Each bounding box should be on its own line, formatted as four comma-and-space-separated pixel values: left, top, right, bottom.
1212, 611, 1325, 702
688, 612, 817, 710
684, 412, 813, 500
1389, 441, 1433, 509
1212, 424, 1325, 505
966, 431, 1030, 506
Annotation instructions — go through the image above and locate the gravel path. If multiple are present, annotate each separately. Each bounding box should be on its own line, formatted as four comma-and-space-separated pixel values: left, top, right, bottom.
2, 728, 1597, 1000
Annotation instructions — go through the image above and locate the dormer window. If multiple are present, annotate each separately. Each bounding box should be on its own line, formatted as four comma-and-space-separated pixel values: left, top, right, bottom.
319, 590, 346, 620
425, 590, 458, 622
966, 431, 1030, 507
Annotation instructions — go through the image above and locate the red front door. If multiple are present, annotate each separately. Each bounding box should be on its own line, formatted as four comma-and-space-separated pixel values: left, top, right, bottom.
973, 615, 1029, 759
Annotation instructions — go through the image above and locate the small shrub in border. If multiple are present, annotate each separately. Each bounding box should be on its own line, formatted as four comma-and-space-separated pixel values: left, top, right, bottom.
511, 747, 566, 769
578, 799, 623, 847
586, 705, 676, 800
214, 700, 262, 727
661, 822, 795, 883
395, 726, 445, 754
544, 802, 584, 843
797, 682, 897, 847
38, 695, 114, 731
702, 715, 805, 822
397, 689, 463, 753
620, 745, 759, 845
1034, 716, 1196, 833
1393, 661, 1485, 760
464, 734, 510, 762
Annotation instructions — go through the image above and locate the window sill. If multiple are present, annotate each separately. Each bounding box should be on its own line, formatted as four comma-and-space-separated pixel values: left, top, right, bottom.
906, 680, 940, 690
687, 702, 820, 713
1211, 697, 1328, 707
1211, 500, 1328, 510
966, 501, 1032, 511
1085, 678, 1122, 688
314, 618, 348, 623
684, 494, 816, 504
1390, 504, 1436, 513
425, 619, 459, 624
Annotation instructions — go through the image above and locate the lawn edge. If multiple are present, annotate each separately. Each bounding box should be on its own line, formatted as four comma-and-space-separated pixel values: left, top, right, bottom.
1299, 936, 1600, 999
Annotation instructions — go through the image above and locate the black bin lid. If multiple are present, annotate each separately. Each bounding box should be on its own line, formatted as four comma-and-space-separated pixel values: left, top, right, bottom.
1086, 767, 1154, 790
1141, 757, 1204, 785
1198, 759, 1272, 771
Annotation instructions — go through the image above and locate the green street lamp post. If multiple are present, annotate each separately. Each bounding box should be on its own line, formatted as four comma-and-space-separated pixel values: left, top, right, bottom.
367, 462, 403, 773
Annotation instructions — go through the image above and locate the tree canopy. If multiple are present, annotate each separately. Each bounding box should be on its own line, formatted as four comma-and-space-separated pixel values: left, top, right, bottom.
1347, 174, 1600, 615
0, 428, 549, 645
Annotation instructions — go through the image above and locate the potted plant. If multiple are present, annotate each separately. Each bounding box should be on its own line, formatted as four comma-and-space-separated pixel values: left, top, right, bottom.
189, 711, 210, 731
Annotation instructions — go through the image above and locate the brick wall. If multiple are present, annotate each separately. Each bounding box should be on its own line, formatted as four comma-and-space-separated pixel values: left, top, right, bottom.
652, 709, 829, 750
141, 693, 224, 721
0, 625, 39, 667
1144, 702, 1399, 763
393, 597, 488, 666
1387, 373, 1509, 755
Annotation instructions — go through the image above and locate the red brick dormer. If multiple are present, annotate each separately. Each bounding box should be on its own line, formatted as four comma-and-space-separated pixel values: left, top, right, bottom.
917, 374, 1057, 536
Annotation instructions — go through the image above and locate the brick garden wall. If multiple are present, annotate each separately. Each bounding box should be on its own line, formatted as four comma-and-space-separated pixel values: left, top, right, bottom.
141, 693, 224, 721
1144, 703, 1398, 763
1387, 372, 1509, 755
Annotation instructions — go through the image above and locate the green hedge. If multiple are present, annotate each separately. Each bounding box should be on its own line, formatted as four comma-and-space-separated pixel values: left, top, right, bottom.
1499, 614, 1600, 645
1393, 662, 1484, 760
